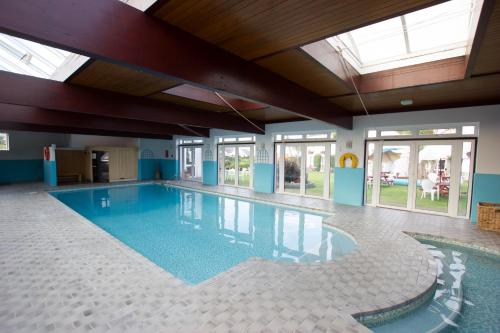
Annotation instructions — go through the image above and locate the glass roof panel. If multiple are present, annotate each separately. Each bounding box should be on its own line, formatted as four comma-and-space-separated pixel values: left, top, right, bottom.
316, 0, 476, 74
0, 33, 88, 81
405, 0, 472, 53
342, 17, 407, 65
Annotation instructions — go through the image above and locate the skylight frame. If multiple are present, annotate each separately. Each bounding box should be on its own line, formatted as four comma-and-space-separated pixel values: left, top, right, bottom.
0, 33, 89, 82
324, 0, 476, 74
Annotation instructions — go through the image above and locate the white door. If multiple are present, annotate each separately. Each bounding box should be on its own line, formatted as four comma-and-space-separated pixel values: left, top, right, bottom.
181, 146, 203, 182
276, 142, 334, 199
218, 144, 254, 188
366, 139, 475, 218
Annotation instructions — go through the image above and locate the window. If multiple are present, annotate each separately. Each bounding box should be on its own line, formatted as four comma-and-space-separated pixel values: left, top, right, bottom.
0, 133, 9, 151
462, 125, 476, 135
306, 133, 328, 140
419, 128, 457, 135
217, 136, 256, 143
380, 130, 413, 137
367, 130, 377, 138
305, 0, 476, 74
275, 131, 336, 142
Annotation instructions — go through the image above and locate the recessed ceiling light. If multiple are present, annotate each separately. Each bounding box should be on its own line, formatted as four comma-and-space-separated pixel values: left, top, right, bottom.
400, 99, 413, 106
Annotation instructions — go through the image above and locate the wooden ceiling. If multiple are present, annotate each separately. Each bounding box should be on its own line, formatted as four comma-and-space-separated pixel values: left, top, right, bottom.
66, 0, 500, 124
153, 0, 444, 60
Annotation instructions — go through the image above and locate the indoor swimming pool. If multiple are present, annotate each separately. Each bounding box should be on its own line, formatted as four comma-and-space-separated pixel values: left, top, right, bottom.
51, 184, 356, 284
373, 241, 500, 333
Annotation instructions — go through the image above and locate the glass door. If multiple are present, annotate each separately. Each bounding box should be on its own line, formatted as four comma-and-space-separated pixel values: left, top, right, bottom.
378, 143, 412, 208
366, 139, 475, 218
181, 146, 203, 182
284, 144, 302, 194
238, 146, 252, 187
414, 143, 453, 213
223, 146, 236, 186
277, 142, 334, 198
219, 145, 254, 188
305, 144, 328, 197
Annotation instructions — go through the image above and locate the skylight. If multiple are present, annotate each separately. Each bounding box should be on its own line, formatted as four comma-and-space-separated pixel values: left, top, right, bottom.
320, 0, 476, 74
119, 0, 158, 11
0, 33, 89, 81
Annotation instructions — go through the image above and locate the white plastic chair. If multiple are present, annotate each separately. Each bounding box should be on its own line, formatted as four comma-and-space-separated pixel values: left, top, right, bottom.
428, 172, 439, 183
421, 179, 437, 201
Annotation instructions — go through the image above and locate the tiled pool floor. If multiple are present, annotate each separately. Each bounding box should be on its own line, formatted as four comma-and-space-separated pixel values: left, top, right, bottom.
0, 181, 499, 333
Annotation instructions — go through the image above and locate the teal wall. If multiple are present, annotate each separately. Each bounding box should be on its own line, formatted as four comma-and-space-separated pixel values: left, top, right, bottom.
470, 173, 500, 223
333, 167, 364, 206
254, 163, 274, 193
0, 159, 44, 184
138, 159, 161, 181
161, 159, 178, 180
43, 160, 57, 186
203, 161, 218, 186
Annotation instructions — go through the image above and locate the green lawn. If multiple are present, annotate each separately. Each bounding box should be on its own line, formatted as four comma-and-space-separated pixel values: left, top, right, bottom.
284, 170, 334, 197
365, 182, 469, 214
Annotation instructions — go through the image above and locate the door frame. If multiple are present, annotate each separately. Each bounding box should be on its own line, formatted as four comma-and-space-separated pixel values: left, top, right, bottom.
365, 138, 476, 218
217, 143, 255, 188
274, 141, 335, 199
179, 144, 203, 182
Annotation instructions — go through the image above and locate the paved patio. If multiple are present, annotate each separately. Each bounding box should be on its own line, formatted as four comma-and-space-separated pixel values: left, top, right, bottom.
0, 181, 498, 333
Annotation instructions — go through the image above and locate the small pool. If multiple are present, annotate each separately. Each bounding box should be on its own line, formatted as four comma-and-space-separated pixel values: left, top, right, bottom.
372, 240, 500, 333
51, 184, 356, 284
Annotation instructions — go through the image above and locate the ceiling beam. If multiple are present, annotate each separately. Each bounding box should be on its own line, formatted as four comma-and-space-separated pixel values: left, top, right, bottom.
0, 103, 207, 138
0, 121, 172, 140
464, 0, 496, 78
0, 71, 260, 134
0, 0, 352, 129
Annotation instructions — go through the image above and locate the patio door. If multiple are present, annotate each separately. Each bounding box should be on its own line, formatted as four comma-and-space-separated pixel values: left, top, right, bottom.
218, 144, 254, 188
276, 142, 334, 198
180, 145, 203, 182
365, 139, 475, 218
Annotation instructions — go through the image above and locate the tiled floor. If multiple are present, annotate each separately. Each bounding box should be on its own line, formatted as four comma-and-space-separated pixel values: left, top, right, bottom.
0, 181, 498, 333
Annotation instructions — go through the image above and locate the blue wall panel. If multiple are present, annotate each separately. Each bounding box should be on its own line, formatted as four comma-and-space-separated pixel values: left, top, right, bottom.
203, 161, 218, 186
470, 173, 500, 223
333, 167, 364, 206
0, 159, 44, 184
138, 159, 161, 181
43, 160, 57, 186
254, 163, 274, 193
161, 159, 178, 180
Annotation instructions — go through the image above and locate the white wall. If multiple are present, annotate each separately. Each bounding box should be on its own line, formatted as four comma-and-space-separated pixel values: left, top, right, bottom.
0, 130, 69, 160
68, 134, 138, 149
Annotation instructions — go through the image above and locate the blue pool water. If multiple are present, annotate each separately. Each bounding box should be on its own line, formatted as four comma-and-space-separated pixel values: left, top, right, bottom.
52, 184, 356, 284
372, 241, 500, 333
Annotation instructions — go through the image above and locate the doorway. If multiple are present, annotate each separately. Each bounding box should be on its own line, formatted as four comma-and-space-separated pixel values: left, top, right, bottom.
365, 139, 475, 218
92, 151, 109, 183
218, 144, 254, 188
275, 142, 335, 199
180, 145, 203, 182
